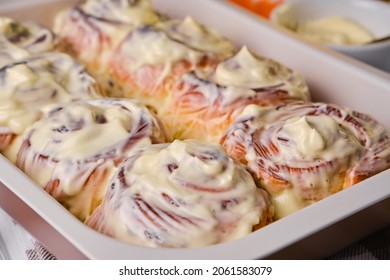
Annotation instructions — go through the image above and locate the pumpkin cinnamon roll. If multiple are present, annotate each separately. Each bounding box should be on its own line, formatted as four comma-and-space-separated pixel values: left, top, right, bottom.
86, 139, 273, 248
16, 98, 170, 221
0, 53, 103, 163
0, 16, 55, 68
161, 46, 309, 142
109, 16, 236, 109
54, 0, 161, 95
221, 103, 390, 219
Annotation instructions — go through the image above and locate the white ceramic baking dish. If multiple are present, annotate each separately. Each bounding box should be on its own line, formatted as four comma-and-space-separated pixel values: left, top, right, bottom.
0, 0, 389, 260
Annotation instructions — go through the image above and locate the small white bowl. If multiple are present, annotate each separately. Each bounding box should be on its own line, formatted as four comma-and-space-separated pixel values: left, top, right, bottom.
270, 0, 390, 72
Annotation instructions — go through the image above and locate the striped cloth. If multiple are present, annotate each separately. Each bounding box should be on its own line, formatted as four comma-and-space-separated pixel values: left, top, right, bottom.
0, 207, 389, 260
0, 208, 56, 260
327, 226, 390, 260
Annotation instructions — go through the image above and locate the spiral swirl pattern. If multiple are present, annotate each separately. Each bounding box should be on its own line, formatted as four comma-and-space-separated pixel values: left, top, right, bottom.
54, 0, 160, 73
0, 53, 103, 162
109, 17, 235, 109
221, 103, 390, 219
86, 139, 273, 248
161, 47, 309, 142
16, 98, 170, 221
0, 16, 55, 68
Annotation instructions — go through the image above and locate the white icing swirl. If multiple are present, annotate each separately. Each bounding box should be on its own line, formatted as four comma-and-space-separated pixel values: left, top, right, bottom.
0, 53, 103, 135
294, 17, 374, 46
222, 103, 390, 219
117, 26, 201, 72
158, 17, 235, 58
16, 98, 169, 221
110, 17, 235, 106
0, 16, 55, 68
80, 0, 160, 25
53, 0, 160, 76
276, 115, 360, 161
160, 47, 310, 142
214, 46, 308, 100
117, 17, 235, 72
86, 139, 272, 248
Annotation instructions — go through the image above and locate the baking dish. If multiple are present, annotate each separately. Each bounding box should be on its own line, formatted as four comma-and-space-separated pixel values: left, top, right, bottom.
0, 0, 389, 259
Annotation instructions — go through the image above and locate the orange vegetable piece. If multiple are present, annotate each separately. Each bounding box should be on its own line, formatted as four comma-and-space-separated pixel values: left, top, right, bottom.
228, 0, 284, 19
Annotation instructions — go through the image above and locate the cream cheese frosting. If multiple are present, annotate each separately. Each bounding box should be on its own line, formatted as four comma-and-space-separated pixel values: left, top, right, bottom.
86, 139, 272, 248
79, 0, 160, 25
294, 16, 374, 46
0, 53, 102, 136
158, 17, 236, 59
16, 98, 170, 221
0, 16, 55, 68
176, 46, 309, 108
214, 46, 308, 101
222, 103, 390, 219
53, 0, 161, 76
109, 16, 236, 108
160, 46, 309, 142
117, 17, 235, 74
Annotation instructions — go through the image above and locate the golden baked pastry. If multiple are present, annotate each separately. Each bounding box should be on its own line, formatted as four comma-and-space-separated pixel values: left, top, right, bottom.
221, 102, 390, 219
16, 98, 170, 221
86, 139, 273, 248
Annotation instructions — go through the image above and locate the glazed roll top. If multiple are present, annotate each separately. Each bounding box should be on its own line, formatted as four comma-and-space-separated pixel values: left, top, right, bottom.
221, 103, 390, 219
109, 16, 236, 108
78, 0, 160, 24
54, 0, 161, 71
0, 53, 103, 162
113, 16, 235, 73
156, 17, 236, 62
119, 17, 234, 69
213, 46, 308, 99
0, 16, 55, 67
161, 46, 309, 142
16, 98, 170, 221
86, 139, 273, 248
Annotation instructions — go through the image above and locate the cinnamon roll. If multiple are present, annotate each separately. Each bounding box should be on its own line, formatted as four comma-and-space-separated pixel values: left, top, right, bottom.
221, 103, 390, 219
0, 16, 55, 68
54, 0, 161, 95
0, 53, 103, 163
86, 139, 273, 248
161, 46, 309, 142
109, 16, 236, 109
16, 98, 170, 221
